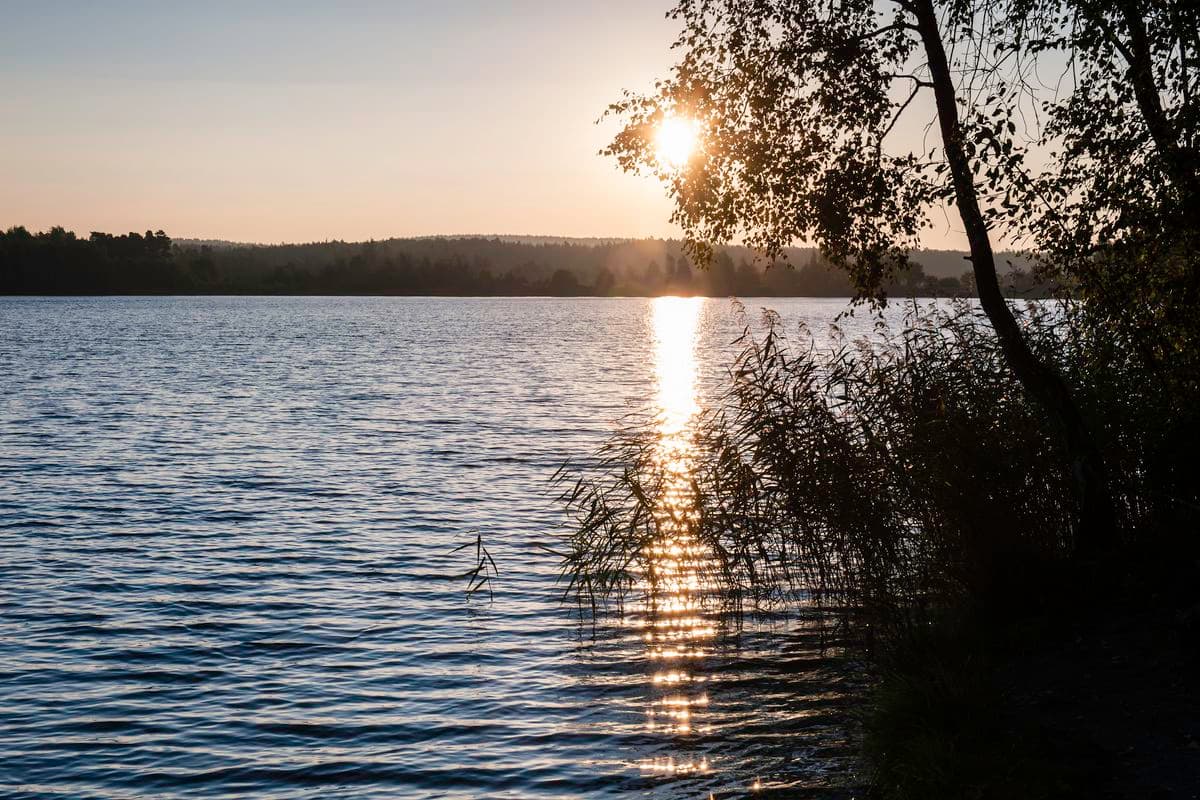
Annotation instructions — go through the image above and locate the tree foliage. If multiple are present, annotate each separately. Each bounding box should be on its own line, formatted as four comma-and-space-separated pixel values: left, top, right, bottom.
605, 0, 1198, 305
603, 0, 1200, 545
605, 0, 930, 296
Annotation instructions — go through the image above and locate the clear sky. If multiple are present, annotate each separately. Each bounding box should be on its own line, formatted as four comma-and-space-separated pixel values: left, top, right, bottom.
0, 1, 684, 243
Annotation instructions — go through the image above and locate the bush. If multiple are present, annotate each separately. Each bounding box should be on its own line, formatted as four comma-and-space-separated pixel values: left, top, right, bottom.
556, 299, 1196, 628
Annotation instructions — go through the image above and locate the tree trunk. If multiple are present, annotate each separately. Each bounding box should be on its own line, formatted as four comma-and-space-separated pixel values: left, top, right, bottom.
1114, 2, 1200, 199
911, 0, 1117, 553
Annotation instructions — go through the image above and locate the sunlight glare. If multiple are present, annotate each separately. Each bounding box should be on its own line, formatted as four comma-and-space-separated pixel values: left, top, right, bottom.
652, 296, 702, 437
654, 116, 700, 169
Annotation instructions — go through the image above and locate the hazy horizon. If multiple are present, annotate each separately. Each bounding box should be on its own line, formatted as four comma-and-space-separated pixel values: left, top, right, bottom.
1, 2, 681, 243
12, 229, 992, 254
1, 1, 971, 250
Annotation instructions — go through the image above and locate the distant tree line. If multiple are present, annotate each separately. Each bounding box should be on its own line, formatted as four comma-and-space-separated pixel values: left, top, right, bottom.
0, 226, 1049, 298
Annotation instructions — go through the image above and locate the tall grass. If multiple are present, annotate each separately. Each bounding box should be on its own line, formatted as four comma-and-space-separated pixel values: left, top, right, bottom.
556, 300, 1194, 629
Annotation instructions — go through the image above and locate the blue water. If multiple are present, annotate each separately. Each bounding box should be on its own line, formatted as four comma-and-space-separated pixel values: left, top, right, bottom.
0, 296, 874, 799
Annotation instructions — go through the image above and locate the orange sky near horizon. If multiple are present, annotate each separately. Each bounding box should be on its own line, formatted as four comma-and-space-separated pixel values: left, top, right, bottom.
0, 2, 969, 249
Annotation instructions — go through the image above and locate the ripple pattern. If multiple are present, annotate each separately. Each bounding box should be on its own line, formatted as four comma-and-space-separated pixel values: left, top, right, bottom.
0, 296, 877, 799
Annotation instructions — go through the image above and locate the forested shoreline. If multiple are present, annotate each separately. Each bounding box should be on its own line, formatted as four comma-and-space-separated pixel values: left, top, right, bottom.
0, 226, 1049, 298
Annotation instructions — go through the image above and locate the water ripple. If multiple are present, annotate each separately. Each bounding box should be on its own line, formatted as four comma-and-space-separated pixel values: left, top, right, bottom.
0, 296, 881, 799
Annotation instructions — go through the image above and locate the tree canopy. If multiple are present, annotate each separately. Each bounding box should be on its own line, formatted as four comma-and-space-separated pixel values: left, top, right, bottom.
606, 0, 1197, 295
603, 0, 1198, 546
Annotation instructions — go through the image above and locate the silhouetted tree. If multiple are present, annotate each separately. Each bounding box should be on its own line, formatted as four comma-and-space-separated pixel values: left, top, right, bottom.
601, 0, 1200, 548
594, 266, 617, 295
1002, 1, 1200, 394
668, 254, 695, 294
642, 259, 665, 293
547, 268, 583, 295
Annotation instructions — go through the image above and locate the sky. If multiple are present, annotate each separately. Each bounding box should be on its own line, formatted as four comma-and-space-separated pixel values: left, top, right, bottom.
0, 1, 686, 243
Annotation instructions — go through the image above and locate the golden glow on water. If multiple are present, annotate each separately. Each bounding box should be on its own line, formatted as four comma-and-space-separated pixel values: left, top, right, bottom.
638, 755, 712, 775
652, 296, 702, 438
635, 296, 722, 774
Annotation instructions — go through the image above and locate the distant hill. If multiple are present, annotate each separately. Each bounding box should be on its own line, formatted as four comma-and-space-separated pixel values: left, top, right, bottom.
909, 249, 1036, 280
172, 235, 1032, 279
4, 227, 1049, 298
171, 234, 642, 249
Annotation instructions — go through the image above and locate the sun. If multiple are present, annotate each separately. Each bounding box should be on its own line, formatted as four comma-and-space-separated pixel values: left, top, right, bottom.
654, 116, 700, 169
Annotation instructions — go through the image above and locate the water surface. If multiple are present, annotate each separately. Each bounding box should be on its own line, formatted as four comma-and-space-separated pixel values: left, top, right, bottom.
0, 296, 883, 799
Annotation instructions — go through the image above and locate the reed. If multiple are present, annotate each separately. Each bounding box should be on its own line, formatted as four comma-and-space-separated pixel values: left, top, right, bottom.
556, 299, 1192, 629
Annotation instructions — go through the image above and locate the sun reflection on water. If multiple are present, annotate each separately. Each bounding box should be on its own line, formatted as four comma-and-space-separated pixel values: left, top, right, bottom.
653, 296, 702, 439
635, 297, 722, 775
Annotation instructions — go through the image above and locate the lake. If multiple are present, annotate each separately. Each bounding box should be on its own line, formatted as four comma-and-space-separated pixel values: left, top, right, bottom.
0, 296, 890, 799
